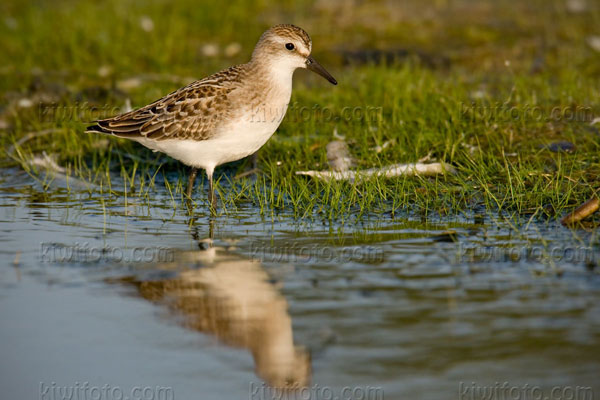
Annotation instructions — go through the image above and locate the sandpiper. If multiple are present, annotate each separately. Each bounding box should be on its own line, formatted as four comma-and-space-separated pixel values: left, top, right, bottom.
87, 24, 337, 208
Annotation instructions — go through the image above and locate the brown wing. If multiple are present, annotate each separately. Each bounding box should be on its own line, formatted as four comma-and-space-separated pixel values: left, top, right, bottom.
87, 66, 243, 141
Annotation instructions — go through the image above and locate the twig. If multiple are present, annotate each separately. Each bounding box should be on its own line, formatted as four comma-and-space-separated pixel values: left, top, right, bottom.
560, 196, 600, 226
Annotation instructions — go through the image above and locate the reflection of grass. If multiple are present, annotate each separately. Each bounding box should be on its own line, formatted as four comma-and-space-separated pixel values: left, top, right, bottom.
1, 0, 600, 222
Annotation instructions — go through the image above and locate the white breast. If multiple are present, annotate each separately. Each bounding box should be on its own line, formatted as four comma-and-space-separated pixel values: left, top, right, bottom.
135, 64, 295, 173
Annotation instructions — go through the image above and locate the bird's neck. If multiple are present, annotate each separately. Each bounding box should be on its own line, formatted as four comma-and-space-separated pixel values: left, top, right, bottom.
247, 59, 295, 107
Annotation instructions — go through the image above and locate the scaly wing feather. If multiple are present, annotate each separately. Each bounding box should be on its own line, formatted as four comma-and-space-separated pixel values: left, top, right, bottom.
86, 65, 244, 141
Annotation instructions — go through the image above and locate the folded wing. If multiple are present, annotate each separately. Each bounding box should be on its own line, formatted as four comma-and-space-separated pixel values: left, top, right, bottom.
87, 67, 241, 141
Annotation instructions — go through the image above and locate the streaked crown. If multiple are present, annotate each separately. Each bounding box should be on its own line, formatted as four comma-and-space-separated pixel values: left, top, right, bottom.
252, 24, 312, 59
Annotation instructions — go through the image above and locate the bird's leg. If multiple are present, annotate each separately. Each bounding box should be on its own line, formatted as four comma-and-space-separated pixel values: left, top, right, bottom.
186, 167, 198, 199
207, 169, 217, 210
251, 151, 259, 170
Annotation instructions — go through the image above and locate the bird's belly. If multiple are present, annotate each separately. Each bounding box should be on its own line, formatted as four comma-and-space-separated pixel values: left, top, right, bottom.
136, 115, 281, 170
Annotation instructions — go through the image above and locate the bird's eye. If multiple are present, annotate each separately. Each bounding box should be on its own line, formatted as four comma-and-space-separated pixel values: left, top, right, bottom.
285, 43, 295, 51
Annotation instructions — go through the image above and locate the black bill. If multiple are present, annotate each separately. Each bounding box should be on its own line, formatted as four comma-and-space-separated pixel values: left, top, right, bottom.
306, 56, 337, 85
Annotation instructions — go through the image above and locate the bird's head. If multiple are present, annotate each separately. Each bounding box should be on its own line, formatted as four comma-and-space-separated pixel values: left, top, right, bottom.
252, 24, 337, 85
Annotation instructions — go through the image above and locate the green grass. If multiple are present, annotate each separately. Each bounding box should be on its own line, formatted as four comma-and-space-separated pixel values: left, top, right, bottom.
2, 0, 600, 223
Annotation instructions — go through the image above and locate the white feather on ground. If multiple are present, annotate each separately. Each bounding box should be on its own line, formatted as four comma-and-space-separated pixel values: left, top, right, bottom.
296, 162, 456, 181
297, 138, 456, 181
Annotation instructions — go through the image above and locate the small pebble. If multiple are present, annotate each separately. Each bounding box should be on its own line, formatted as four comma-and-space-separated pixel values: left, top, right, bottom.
202, 43, 219, 57
587, 36, 600, 52
18, 98, 34, 108
566, 0, 588, 13
224, 42, 242, 57
139, 16, 154, 32
116, 77, 143, 91
470, 89, 487, 99
547, 141, 576, 153
98, 65, 113, 78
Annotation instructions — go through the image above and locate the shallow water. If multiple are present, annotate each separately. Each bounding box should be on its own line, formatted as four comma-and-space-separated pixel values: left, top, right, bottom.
1, 168, 599, 400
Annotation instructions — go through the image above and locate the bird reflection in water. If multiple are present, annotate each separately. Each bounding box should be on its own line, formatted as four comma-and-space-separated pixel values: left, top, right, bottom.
119, 241, 310, 388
